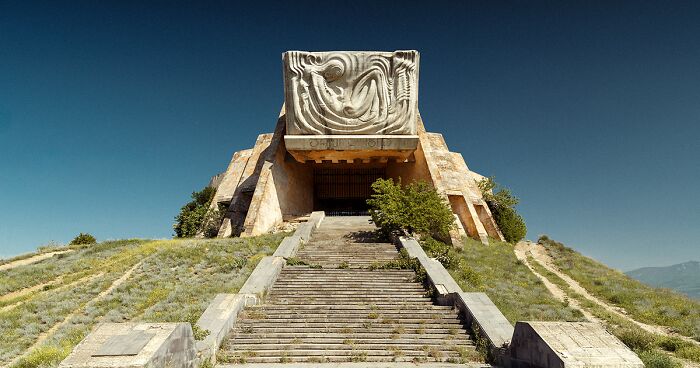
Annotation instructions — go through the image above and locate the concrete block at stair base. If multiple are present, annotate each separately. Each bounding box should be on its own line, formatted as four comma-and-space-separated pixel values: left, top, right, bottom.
59, 323, 196, 368
510, 321, 644, 368
196, 293, 258, 354
273, 235, 303, 258
294, 222, 315, 242
308, 211, 325, 230
239, 256, 285, 296
455, 292, 513, 350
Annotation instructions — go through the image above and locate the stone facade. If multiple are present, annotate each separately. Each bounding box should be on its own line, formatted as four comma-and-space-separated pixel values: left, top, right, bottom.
207, 51, 503, 244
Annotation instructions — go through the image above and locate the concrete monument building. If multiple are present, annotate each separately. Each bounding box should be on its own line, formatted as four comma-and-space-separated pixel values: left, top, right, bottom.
208, 50, 503, 244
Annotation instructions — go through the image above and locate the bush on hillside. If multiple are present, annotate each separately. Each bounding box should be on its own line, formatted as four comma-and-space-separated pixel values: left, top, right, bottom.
478, 177, 527, 243
173, 186, 224, 238
69, 233, 96, 245
367, 178, 454, 239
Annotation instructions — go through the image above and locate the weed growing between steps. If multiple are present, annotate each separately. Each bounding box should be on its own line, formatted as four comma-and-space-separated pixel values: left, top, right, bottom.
368, 248, 427, 283
3, 233, 288, 368
285, 257, 322, 268
451, 237, 584, 323
527, 257, 700, 366
539, 236, 700, 342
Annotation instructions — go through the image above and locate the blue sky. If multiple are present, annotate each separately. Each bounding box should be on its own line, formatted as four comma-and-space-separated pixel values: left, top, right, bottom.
0, 1, 698, 270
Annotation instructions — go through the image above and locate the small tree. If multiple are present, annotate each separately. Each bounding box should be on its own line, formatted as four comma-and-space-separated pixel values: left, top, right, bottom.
478, 177, 527, 243
173, 186, 220, 238
70, 233, 96, 245
367, 178, 454, 239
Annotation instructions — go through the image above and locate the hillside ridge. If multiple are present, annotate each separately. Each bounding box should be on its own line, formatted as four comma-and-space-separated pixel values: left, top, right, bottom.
627, 261, 700, 299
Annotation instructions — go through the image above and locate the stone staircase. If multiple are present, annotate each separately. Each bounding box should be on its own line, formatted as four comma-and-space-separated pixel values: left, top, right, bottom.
220, 216, 480, 364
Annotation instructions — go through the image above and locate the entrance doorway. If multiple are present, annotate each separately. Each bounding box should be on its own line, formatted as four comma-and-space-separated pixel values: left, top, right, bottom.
313, 167, 385, 216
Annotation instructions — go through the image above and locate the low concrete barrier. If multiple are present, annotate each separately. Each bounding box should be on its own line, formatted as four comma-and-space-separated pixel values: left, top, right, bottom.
272, 235, 303, 258
456, 292, 514, 356
397, 236, 511, 362
195, 293, 257, 357
238, 256, 285, 296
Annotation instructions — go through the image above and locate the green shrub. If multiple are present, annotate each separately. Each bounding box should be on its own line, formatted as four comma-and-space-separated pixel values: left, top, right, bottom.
616, 327, 657, 351
173, 186, 224, 238
637, 350, 682, 368
367, 178, 454, 239
69, 233, 96, 245
421, 237, 459, 269
478, 177, 526, 243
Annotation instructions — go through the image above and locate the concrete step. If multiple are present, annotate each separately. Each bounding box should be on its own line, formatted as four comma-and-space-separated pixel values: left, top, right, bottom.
218, 217, 480, 364
241, 313, 458, 320
248, 305, 455, 311
238, 317, 461, 324
226, 343, 473, 352
221, 348, 467, 357
229, 336, 471, 343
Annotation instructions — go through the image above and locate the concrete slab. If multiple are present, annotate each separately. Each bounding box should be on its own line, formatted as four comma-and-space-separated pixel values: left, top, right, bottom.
59, 323, 196, 368
92, 330, 154, 356
196, 293, 257, 356
308, 211, 325, 230
238, 256, 285, 296
285, 135, 419, 162
456, 292, 514, 349
397, 237, 461, 300
510, 321, 643, 367
294, 222, 315, 242
272, 235, 303, 258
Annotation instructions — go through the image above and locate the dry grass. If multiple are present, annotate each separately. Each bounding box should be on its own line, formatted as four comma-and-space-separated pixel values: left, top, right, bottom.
2, 233, 287, 368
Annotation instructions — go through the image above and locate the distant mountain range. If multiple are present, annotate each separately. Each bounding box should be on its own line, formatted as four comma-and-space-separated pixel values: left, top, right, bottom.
626, 261, 700, 299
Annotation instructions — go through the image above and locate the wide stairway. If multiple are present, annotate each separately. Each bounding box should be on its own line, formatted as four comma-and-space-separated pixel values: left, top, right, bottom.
220, 216, 479, 364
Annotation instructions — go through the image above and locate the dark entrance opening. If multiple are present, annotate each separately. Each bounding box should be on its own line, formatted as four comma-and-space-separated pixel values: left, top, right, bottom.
313, 167, 385, 216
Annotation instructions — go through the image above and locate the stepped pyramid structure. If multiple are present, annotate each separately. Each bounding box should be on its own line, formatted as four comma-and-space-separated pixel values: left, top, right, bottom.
207, 50, 503, 244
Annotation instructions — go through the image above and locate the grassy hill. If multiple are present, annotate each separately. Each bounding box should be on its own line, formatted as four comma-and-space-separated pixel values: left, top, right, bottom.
0, 234, 287, 368
627, 261, 700, 300
534, 237, 700, 367
3, 232, 699, 368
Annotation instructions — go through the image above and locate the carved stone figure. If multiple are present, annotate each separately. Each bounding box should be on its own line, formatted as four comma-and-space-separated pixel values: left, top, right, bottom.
283, 50, 419, 135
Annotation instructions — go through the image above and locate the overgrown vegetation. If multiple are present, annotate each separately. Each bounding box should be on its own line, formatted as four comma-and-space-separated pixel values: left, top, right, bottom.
367, 178, 454, 239
1, 233, 287, 367
68, 233, 96, 245
477, 177, 526, 243
173, 186, 224, 238
538, 235, 700, 342
449, 237, 584, 323
527, 251, 699, 366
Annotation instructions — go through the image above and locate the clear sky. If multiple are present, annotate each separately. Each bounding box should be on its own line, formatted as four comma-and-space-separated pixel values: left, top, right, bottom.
1, 1, 698, 270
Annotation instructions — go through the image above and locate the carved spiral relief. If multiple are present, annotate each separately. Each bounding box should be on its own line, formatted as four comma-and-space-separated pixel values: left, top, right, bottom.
283, 51, 419, 135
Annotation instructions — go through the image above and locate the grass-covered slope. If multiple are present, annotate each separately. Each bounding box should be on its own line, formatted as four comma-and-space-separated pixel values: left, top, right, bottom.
448, 237, 584, 324
539, 236, 700, 341
0, 234, 287, 368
